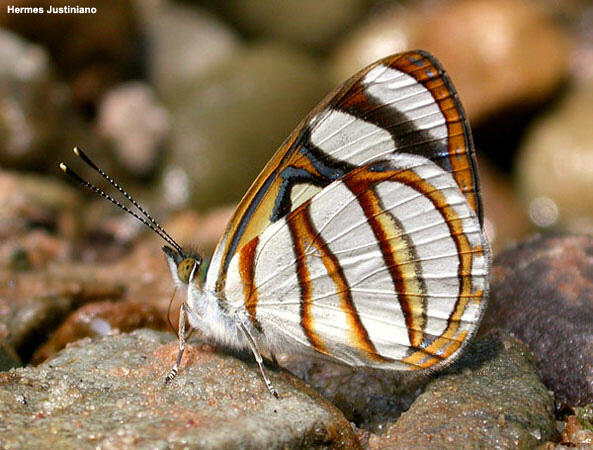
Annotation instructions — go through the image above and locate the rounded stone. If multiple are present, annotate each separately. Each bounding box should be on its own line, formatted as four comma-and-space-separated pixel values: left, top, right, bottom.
140, 0, 240, 101
517, 83, 593, 233
331, 0, 571, 123
163, 42, 331, 210
481, 233, 593, 407
212, 0, 366, 50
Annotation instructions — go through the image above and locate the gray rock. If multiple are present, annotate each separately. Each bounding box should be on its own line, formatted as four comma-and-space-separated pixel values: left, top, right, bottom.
139, 0, 240, 101
163, 42, 331, 210
481, 233, 593, 407
212, 0, 367, 50
518, 83, 593, 233
284, 357, 428, 433
368, 331, 556, 448
0, 329, 360, 449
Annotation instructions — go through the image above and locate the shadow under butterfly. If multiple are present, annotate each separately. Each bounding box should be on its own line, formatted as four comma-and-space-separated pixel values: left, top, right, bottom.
61, 50, 491, 398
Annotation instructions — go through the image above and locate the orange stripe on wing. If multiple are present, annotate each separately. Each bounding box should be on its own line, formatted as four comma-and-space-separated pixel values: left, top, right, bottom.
238, 236, 261, 331
343, 175, 426, 349
343, 164, 484, 369
390, 51, 481, 220
287, 212, 327, 355
288, 204, 387, 362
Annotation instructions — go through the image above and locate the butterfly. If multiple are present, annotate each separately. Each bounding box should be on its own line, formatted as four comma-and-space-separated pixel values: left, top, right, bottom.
61, 50, 490, 398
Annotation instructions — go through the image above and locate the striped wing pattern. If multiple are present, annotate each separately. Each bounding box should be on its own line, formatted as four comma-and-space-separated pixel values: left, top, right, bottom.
206, 50, 481, 294
205, 50, 489, 370
224, 154, 488, 369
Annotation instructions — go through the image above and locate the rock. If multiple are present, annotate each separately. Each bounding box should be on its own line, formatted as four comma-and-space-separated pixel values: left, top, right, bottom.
138, 0, 240, 101
331, 0, 571, 123
0, 170, 81, 270
559, 414, 593, 447
0, 268, 124, 359
517, 83, 593, 233
164, 42, 331, 210
330, 6, 416, 87
97, 82, 169, 176
0, 340, 21, 371
0, 330, 360, 449
369, 331, 556, 448
283, 358, 427, 433
0, 0, 142, 108
31, 300, 169, 364
212, 0, 367, 50
481, 234, 593, 407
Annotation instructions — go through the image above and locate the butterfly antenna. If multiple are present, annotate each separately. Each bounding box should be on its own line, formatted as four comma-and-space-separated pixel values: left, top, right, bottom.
70, 147, 183, 254
59, 153, 184, 255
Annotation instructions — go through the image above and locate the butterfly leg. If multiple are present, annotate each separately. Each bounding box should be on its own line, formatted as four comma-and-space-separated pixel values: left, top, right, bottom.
239, 320, 279, 398
164, 302, 188, 384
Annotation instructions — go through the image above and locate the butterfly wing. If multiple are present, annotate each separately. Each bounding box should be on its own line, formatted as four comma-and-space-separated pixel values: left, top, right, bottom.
206, 50, 481, 294
223, 154, 488, 370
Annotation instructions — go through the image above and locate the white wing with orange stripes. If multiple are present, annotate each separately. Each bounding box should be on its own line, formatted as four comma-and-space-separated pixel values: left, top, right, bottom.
223, 153, 488, 370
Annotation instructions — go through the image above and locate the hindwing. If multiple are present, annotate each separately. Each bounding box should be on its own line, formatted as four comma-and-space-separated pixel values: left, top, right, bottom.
206, 50, 481, 294
224, 155, 488, 369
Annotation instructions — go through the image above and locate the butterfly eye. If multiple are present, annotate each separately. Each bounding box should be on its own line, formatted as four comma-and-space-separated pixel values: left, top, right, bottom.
177, 258, 198, 284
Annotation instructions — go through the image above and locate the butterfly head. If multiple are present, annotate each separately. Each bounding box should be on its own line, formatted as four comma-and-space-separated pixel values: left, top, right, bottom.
162, 245, 203, 288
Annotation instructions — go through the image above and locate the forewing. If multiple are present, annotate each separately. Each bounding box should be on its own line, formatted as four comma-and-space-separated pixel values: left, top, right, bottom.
206, 50, 481, 292
224, 154, 489, 370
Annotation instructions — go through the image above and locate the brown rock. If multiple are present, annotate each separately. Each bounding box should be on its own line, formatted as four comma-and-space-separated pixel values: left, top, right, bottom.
0, 30, 76, 170
560, 414, 593, 446
332, 0, 571, 123
0, 268, 124, 356
478, 158, 532, 253
31, 301, 169, 364
96, 82, 169, 177
481, 233, 593, 407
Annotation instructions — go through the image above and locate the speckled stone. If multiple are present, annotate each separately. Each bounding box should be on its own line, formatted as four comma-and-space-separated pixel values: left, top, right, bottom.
0, 330, 360, 449
369, 331, 556, 448
481, 233, 593, 407
283, 358, 427, 433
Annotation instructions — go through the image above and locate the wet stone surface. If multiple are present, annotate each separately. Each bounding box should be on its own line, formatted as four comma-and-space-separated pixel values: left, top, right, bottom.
0, 330, 360, 449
